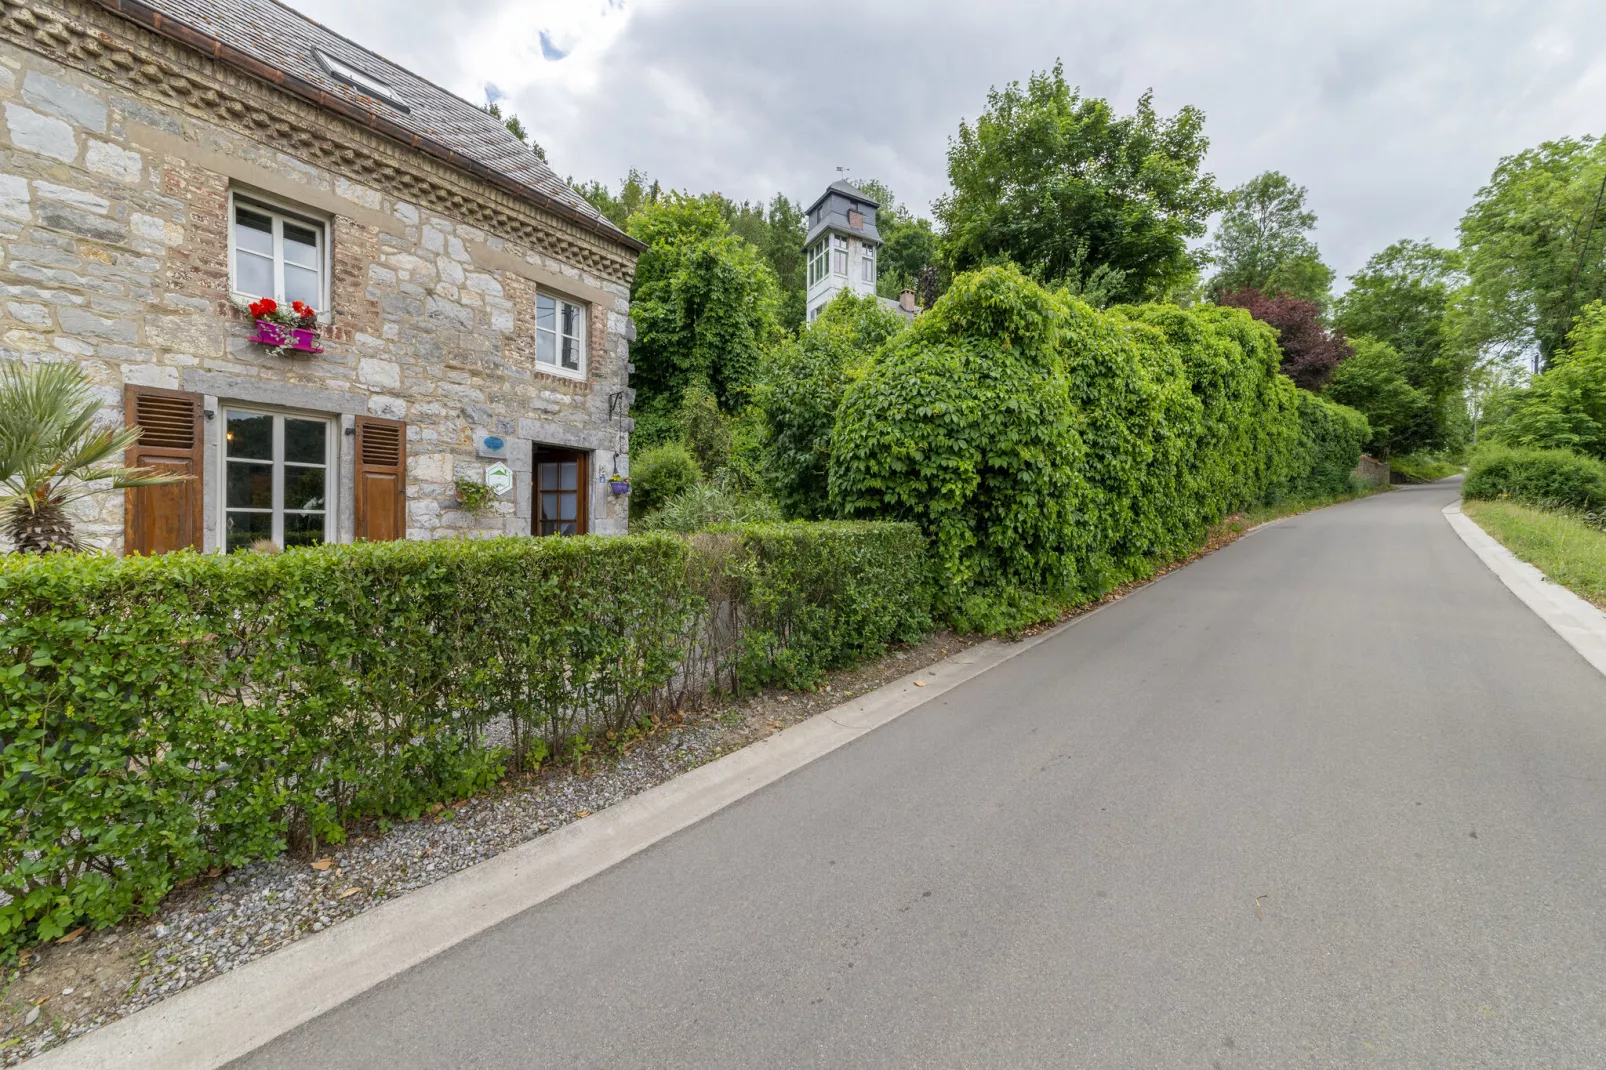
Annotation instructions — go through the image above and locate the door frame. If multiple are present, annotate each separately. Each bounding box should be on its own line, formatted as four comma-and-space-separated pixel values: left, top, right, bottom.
532, 447, 589, 536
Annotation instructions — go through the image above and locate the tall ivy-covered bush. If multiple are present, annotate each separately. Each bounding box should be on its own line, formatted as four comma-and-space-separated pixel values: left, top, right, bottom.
626, 194, 782, 443
1285, 393, 1372, 497
830, 267, 1087, 628
761, 292, 907, 519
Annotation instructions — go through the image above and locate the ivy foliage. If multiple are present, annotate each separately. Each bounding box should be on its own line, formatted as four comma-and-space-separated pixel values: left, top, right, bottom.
1488, 301, 1606, 459
760, 291, 908, 520
0, 522, 929, 953
829, 265, 1348, 631
626, 194, 783, 434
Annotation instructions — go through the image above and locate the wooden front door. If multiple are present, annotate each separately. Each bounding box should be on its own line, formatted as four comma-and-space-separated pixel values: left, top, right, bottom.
534, 449, 588, 536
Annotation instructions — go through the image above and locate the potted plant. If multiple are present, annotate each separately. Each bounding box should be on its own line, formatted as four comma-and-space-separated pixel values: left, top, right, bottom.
236, 296, 323, 356
608, 473, 631, 496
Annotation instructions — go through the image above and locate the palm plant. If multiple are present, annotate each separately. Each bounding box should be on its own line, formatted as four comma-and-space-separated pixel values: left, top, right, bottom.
0, 360, 186, 554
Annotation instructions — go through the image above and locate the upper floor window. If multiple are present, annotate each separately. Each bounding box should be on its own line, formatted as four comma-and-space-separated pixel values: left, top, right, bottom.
536, 293, 586, 377
861, 244, 876, 283
231, 195, 327, 313
832, 236, 848, 276
808, 240, 829, 287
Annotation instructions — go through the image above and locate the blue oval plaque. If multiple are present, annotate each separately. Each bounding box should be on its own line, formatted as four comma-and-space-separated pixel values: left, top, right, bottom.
483, 435, 505, 451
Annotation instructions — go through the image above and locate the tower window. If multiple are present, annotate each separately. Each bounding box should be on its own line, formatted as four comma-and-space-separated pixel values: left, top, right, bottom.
861, 244, 876, 283
832, 236, 848, 276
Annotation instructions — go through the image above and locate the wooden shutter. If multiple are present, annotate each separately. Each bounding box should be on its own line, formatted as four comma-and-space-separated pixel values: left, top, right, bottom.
123, 385, 203, 556
354, 416, 406, 542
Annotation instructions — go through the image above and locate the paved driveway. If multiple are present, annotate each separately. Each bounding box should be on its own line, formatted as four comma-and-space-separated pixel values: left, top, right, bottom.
239, 482, 1606, 1068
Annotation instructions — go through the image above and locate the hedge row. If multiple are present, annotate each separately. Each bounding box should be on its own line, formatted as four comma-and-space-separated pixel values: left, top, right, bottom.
1463, 445, 1606, 510
0, 522, 929, 951
827, 266, 1369, 628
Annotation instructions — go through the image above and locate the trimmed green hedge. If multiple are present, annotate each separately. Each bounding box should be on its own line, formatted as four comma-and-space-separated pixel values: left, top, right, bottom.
0, 522, 928, 952
1286, 392, 1372, 498
1463, 445, 1606, 509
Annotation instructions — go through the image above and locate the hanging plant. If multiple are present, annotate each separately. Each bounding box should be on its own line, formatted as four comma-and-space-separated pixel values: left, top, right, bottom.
235, 296, 323, 356
455, 478, 495, 515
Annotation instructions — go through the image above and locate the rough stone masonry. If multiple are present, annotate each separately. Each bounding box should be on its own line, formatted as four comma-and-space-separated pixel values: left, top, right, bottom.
0, 0, 639, 551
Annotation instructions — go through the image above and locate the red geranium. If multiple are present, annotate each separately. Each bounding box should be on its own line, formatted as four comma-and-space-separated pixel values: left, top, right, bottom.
248, 297, 277, 319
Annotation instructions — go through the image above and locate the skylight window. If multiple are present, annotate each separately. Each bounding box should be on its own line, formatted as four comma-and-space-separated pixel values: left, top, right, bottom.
312, 48, 409, 112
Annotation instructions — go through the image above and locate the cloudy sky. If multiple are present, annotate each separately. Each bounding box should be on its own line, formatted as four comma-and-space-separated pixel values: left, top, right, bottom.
296, 0, 1606, 278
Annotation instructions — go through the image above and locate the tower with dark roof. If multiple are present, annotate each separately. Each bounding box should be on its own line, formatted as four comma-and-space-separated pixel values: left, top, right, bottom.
802, 181, 884, 321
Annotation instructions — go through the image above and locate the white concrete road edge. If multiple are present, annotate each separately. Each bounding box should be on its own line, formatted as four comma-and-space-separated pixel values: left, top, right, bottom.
30, 593, 1149, 1070
1444, 500, 1606, 679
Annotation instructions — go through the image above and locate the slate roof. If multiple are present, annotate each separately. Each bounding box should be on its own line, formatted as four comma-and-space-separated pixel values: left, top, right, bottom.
804, 180, 882, 248
92, 0, 641, 252
806, 180, 879, 215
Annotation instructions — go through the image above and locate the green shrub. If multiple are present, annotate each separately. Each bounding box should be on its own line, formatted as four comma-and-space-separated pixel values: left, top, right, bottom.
0, 522, 927, 952
760, 291, 903, 520
628, 442, 702, 519
1283, 392, 1371, 498
675, 382, 732, 475
638, 480, 783, 532
829, 265, 1317, 629
1463, 445, 1606, 509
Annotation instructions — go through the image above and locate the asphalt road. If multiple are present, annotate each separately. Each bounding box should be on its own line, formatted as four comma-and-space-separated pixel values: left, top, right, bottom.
239, 482, 1606, 1069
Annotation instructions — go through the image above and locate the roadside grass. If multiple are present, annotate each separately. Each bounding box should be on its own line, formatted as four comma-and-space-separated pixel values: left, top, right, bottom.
1390, 453, 1461, 483
1462, 499, 1606, 610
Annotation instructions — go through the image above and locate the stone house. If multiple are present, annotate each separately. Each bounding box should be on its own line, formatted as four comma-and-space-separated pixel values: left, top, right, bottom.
0, 0, 643, 555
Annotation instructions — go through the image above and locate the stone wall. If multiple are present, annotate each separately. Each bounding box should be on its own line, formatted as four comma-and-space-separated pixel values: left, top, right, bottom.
0, 8, 636, 553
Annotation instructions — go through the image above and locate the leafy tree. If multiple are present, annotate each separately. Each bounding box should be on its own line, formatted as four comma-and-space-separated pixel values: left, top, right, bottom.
572, 168, 661, 230
1489, 301, 1606, 458
625, 194, 782, 441
853, 180, 940, 301
1324, 338, 1435, 457
761, 291, 907, 519
1208, 171, 1334, 305
481, 101, 548, 163
934, 61, 1219, 303
722, 194, 807, 331
1457, 136, 1606, 370
0, 361, 185, 553
1333, 240, 1465, 397
1215, 289, 1353, 391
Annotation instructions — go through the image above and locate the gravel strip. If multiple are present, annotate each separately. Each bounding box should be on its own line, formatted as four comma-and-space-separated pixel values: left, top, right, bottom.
0, 633, 972, 1065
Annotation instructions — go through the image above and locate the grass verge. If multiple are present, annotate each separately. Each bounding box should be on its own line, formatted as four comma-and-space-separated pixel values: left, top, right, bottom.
1240, 480, 1393, 528
1462, 499, 1606, 609
1389, 453, 1461, 483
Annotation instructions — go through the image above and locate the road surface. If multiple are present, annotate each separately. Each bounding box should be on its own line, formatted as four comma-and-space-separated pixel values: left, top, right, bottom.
239, 481, 1606, 1068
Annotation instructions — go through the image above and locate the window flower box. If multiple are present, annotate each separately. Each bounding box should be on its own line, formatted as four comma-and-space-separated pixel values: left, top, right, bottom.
234, 296, 323, 356
248, 319, 323, 354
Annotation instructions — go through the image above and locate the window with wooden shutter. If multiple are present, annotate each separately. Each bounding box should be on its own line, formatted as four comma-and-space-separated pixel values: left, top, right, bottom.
354, 416, 406, 542
123, 386, 203, 556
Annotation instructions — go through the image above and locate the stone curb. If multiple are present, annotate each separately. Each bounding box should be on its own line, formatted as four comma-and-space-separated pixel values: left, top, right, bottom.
1444, 500, 1606, 679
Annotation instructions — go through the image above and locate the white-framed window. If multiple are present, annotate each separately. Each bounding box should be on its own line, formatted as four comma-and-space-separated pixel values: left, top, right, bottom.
832, 236, 848, 276
808, 240, 829, 287
535, 292, 586, 377
221, 407, 335, 553
229, 192, 330, 315
861, 243, 876, 283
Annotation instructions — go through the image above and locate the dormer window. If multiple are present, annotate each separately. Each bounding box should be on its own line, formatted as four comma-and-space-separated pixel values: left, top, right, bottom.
312, 48, 409, 112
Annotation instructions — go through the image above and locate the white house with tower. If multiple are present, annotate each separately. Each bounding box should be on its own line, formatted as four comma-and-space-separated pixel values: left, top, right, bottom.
803, 181, 918, 322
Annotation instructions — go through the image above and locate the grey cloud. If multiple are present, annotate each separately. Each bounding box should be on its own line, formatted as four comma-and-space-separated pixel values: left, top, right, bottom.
296, 0, 1606, 278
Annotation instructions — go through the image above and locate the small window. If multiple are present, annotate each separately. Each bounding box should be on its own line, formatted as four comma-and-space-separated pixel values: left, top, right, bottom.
535, 293, 586, 377
312, 48, 409, 112
223, 409, 333, 552
808, 240, 830, 288
231, 197, 326, 312
832, 236, 848, 276
861, 244, 876, 283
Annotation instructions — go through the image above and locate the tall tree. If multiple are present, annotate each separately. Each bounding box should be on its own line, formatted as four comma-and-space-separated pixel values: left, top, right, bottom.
1457, 135, 1606, 371
722, 194, 807, 331
1207, 171, 1333, 305
1333, 240, 1464, 396
1324, 338, 1435, 457
935, 61, 1220, 303
480, 101, 548, 163
1217, 289, 1353, 391
853, 179, 940, 301
625, 194, 781, 443
572, 168, 660, 230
